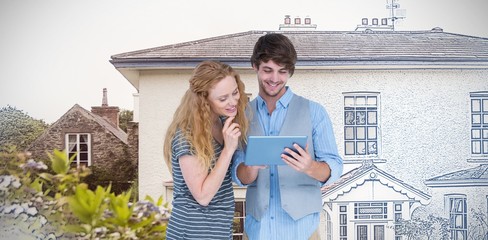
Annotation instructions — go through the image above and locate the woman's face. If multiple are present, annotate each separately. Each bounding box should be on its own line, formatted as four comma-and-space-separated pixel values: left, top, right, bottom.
207, 75, 240, 118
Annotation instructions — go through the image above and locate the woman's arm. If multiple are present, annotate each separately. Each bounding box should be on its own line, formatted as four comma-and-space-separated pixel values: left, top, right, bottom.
180, 117, 241, 206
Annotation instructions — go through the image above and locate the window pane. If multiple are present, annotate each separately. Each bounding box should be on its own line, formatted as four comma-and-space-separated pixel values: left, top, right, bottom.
483, 141, 488, 154
368, 111, 377, 124
80, 153, 88, 161
345, 112, 355, 125
483, 99, 488, 111
368, 127, 377, 140
80, 134, 88, 143
233, 218, 243, 234
340, 226, 347, 236
368, 142, 377, 155
374, 225, 385, 240
357, 225, 367, 240
345, 142, 355, 155
357, 142, 366, 155
345, 97, 355, 107
69, 135, 77, 142
483, 114, 488, 124
472, 99, 481, 112
356, 111, 366, 125
80, 144, 88, 151
345, 127, 354, 140
472, 129, 481, 139
395, 204, 402, 211
356, 97, 366, 105
340, 214, 347, 224
472, 141, 481, 154
356, 127, 366, 140
472, 114, 481, 124
483, 129, 488, 139
367, 96, 377, 106
69, 143, 77, 152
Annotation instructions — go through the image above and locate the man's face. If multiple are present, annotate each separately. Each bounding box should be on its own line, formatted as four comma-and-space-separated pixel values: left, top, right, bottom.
255, 60, 289, 99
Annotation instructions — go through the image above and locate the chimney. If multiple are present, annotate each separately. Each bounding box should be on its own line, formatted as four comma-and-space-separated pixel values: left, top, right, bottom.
279, 15, 317, 31
91, 88, 120, 128
102, 88, 108, 106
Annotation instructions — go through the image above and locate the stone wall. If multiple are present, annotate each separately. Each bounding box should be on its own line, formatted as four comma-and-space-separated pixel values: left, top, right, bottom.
27, 110, 128, 175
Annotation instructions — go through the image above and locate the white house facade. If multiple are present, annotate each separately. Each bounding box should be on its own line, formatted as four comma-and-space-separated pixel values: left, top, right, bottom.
111, 28, 488, 239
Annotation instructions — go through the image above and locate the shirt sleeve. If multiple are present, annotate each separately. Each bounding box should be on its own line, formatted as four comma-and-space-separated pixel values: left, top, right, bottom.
231, 149, 246, 186
309, 101, 344, 186
173, 129, 192, 160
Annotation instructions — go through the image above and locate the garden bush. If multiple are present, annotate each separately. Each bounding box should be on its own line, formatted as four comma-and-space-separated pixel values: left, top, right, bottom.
0, 147, 169, 239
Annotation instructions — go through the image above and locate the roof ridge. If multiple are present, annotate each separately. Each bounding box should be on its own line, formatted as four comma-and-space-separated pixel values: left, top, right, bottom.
111, 31, 258, 58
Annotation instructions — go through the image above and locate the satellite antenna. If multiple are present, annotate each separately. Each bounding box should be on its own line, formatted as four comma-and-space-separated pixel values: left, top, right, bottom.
386, 0, 406, 31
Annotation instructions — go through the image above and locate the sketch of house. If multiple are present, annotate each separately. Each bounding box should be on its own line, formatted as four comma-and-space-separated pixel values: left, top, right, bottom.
110, 24, 488, 239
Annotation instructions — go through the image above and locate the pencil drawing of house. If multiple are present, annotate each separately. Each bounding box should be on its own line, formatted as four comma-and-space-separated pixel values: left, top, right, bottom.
110, 20, 488, 239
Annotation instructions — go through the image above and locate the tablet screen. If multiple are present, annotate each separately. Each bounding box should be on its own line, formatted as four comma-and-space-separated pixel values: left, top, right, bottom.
244, 135, 307, 165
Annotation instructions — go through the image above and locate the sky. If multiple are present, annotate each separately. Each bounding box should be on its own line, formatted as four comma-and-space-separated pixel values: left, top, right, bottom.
1, 0, 487, 124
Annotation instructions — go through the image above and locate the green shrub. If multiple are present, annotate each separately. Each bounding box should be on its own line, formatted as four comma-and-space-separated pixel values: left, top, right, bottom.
0, 147, 169, 239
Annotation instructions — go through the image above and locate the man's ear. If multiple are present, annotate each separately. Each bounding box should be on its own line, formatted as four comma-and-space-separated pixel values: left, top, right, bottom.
252, 63, 258, 71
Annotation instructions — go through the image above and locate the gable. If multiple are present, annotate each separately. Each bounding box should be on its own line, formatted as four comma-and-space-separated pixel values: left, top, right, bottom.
27, 104, 128, 156
323, 165, 430, 205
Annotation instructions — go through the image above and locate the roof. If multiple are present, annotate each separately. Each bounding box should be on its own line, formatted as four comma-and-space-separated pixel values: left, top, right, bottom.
57, 104, 128, 144
110, 28, 488, 69
322, 162, 431, 203
424, 164, 488, 187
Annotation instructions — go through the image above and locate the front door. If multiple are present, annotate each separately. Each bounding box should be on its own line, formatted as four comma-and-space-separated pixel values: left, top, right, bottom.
356, 223, 385, 240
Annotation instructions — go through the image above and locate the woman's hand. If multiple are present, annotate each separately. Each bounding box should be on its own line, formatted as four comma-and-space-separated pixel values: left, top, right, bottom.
222, 116, 241, 152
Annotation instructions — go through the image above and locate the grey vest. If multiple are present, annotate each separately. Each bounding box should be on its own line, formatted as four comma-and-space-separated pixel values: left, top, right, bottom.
245, 94, 322, 221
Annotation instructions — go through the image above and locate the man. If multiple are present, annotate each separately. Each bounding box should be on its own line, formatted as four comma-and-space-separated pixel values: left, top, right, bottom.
232, 33, 343, 239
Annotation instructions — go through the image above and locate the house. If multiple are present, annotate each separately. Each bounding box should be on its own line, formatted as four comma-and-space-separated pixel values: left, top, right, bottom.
110, 21, 488, 239
27, 89, 138, 187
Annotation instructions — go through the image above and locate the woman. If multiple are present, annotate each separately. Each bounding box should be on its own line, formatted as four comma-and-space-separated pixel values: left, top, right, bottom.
163, 61, 248, 239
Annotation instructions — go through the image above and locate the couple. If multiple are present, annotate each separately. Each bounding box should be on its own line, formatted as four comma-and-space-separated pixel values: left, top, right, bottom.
163, 33, 343, 240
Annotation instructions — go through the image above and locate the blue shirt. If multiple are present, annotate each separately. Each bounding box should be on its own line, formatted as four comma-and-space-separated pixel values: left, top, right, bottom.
232, 88, 343, 239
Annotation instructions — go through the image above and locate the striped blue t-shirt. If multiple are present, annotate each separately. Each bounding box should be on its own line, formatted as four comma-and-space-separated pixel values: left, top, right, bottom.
166, 129, 235, 240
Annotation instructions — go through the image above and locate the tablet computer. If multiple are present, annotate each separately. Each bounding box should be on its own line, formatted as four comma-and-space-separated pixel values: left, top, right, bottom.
244, 135, 308, 165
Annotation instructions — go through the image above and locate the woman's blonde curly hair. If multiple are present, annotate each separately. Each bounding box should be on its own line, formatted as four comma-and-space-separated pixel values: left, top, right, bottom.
163, 61, 248, 172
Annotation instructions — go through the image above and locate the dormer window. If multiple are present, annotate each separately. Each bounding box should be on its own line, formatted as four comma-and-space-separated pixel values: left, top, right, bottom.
294, 17, 301, 25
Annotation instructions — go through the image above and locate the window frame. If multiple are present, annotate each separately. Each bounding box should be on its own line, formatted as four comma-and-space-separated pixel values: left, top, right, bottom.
470, 91, 488, 159
233, 200, 245, 240
444, 194, 468, 240
65, 133, 92, 167
343, 92, 381, 160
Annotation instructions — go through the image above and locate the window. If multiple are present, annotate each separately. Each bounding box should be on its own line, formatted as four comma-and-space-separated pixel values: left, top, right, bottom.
470, 91, 488, 157
65, 133, 91, 167
446, 194, 467, 239
339, 205, 348, 240
344, 92, 380, 158
233, 200, 245, 240
325, 210, 332, 240
394, 203, 403, 240
354, 202, 388, 220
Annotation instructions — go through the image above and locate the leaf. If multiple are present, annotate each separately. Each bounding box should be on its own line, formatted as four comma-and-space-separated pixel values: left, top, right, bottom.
48, 149, 71, 175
